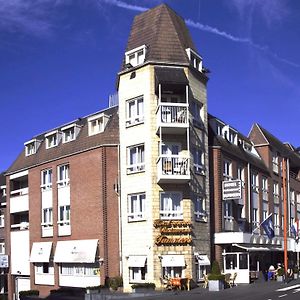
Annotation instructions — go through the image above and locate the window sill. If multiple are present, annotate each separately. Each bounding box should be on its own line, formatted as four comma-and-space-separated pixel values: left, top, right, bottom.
127, 169, 145, 175
126, 120, 144, 128
128, 218, 146, 223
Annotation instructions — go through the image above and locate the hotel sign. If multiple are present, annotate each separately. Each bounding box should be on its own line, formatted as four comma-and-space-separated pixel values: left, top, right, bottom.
222, 180, 242, 200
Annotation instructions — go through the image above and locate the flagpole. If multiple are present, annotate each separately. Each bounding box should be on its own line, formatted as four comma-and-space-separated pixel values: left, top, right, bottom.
283, 158, 288, 274
251, 213, 273, 234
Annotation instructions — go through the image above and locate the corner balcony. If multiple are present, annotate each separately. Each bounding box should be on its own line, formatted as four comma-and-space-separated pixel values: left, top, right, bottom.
156, 103, 188, 135
157, 155, 190, 184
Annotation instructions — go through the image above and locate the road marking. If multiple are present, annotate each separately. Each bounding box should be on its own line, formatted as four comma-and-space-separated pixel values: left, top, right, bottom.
278, 294, 287, 298
276, 284, 300, 292
292, 288, 300, 293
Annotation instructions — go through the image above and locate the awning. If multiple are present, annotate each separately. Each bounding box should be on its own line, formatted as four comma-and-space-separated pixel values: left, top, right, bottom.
155, 67, 188, 85
128, 256, 147, 267
233, 243, 282, 252
196, 254, 210, 266
30, 242, 52, 263
161, 255, 185, 267
54, 239, 98, 263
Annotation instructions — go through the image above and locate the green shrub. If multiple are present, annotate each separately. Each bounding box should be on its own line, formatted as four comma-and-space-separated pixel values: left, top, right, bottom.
207, 273, 225, 281
211, 261, 221, 275
109, 276, 123, 290
277, 268, 284, 276
131, 282, 156, 289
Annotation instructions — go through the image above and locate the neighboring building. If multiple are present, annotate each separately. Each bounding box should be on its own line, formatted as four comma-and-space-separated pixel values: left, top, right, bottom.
0, 173, 8, 296
117, 4, 211, 291
209, 115, 300, 283
5, 107, 120, 299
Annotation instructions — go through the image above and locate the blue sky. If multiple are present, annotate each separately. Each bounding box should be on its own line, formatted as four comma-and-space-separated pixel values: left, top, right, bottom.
1, 0, 300, 172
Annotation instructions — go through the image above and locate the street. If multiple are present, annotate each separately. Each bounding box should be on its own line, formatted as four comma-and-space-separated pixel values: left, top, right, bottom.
130, 279, 300, 300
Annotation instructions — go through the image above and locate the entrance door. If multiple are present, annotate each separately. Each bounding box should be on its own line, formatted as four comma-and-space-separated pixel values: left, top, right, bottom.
223, 252, 250, 284
15, 277, 30, 300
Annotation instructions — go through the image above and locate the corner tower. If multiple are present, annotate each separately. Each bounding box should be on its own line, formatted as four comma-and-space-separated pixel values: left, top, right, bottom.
118, 4, 210, 291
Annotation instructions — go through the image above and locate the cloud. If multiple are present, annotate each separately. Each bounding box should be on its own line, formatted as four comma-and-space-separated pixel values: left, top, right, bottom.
100, 0, 147, 12
0, 0, 68, 37
231, 0, 290, 26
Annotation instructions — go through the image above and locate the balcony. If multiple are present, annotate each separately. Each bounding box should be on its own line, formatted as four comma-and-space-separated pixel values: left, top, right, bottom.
156, 103, 188, 135
224, 218, 250, 233
10, 188, 29, 213
157, 155, 190, 183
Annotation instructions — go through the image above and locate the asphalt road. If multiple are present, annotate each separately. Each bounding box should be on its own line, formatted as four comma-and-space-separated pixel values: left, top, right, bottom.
130, 278, 300, 300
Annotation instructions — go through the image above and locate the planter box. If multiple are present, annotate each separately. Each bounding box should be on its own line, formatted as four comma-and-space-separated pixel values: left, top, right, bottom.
209, 280, 224, 292
132, 288, 155, 293
277, 276, 284, 282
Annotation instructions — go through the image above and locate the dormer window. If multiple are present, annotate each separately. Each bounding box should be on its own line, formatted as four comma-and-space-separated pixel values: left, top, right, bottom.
125, 45, 146, 67
45, 130, 61, 149
24, 139, 41, 156
88, 113, 109, 136
61, 124, 80, 143
186, 48, 203, 72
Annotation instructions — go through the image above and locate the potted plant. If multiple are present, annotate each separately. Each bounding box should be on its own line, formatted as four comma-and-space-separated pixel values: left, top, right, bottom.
109, 276, 123, 292
131, 282, 156, 293
293, 267, 299, 280
19, 290, 39, 300
276, 268, 284, 282
207, 261, 225, 291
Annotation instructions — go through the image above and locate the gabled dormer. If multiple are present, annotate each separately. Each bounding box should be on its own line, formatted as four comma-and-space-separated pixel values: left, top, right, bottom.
125, 45, 147, 68
24, 139, 41, 156
61, 123, 81, 143
186, 48, 203, 72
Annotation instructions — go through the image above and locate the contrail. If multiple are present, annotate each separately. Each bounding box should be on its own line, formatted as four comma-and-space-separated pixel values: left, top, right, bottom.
100, 0, 300, 68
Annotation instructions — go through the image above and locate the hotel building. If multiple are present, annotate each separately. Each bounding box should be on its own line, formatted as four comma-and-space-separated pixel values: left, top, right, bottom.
117, 4, 211, 291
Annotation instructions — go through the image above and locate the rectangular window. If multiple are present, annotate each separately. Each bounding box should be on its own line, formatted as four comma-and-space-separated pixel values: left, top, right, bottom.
125, 45, 146, 67
60, 263, 98, 276
191, 101, 202, 124
0, 243, 4, 255
41, 169, 52, 191
45, 131, 60, 149
127, 144, 145, 174
223, 159, 232, 181
128, 193, 146, 222
160, 192, 182, 220
129, 265, 147, 282
262, 176, 268, 201
126, 96, 144, 126
35, 262, 54, 274
62, 124, 80, 143
194, 196, 206, 222
42, 208, 53, 226
272, 152, 279, 174
251, 173, 259, 193
193, 148, 204, 174
24, 139, 41, 156
252, 208, 259, 227
0, 212, 4, 228
290, 189, 295, 205
273, 182, 279, 203
224, 201, 233, 220
57, 164, 70, 187
58, 205, 70, 225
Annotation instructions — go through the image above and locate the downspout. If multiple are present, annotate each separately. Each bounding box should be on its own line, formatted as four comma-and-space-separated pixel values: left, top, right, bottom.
117, 144, 122, 277
247, 163, 251, 230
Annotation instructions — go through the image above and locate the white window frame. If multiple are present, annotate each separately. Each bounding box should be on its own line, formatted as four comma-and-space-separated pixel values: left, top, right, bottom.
0, 243, 5, 255
273, 182, 279, 203
290, 189, 295, 205
127, 144, 145, 174
41, 169, 52, 191
45, 130, 60, 149
57, 164, 70, 187
125, 45, 146, 67
185, 48, 203, 72
223, 159, 233, 181
160, 192, 183, 220
128, 193, 146, 222
0, 212, 4, 228
272, 152, 279, 174
60, 263, 99, 276
193, 147, 204, 174
88, 113, 109, 136
224, 201, 233, 221
262, 176, 268, 201
194, 196, 207, 222
129, 265, 147, 283
126, 96, 144, 126
252, 208, 259, 228
162, 267, 183, 279
35, 262, 54, 275
58, 205, 70, 226
61, 124, 80, 143
24, 139, 41, 156
41, 207, 53, 226
251, 173, 259, 193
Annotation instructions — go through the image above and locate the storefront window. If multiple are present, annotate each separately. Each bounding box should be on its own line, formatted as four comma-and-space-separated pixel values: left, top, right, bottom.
239, 253, 248, 269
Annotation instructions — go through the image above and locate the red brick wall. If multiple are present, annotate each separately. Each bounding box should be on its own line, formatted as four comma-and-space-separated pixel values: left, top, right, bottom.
27, 145, 119, 297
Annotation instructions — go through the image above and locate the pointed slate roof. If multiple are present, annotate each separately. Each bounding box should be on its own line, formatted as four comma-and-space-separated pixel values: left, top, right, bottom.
123, 4, 196, 69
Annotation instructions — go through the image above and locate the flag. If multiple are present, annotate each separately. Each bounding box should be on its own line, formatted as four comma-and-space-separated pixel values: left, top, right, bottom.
261, 214, 275, 239
291, 220, 299, 241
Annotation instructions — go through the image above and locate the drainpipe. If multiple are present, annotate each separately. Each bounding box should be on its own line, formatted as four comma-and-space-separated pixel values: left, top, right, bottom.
117, 144, 122, 277
247, 163, 251, 232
